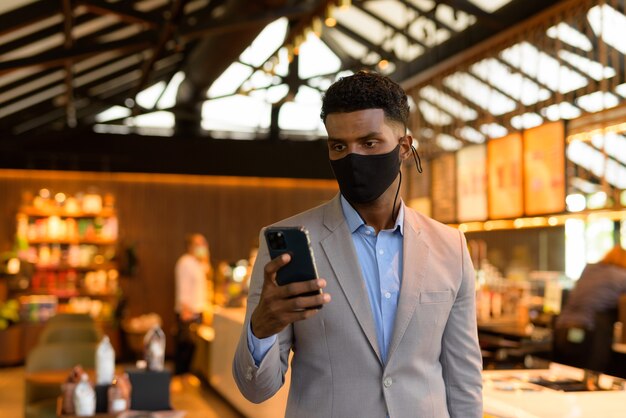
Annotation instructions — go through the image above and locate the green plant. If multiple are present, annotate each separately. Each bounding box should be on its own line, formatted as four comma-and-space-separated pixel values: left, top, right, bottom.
0, 299, 19, 330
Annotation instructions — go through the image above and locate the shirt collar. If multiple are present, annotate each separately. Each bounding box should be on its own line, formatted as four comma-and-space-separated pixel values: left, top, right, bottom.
339, 194, 404, 235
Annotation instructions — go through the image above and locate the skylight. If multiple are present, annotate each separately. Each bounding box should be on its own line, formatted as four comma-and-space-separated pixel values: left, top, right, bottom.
436, 133, 463, 151
202, 95, 271, 132
298, 33, 342, 79
546, 23, 593, 52
501, 42, 589, 94
444, 72, 517, 116
239, 18, 288, 67
419, 86, 478, 121
467, 0, 512, 13
207, 63, 253, 99
576, 91, 619, 113
588, 4, 626, 55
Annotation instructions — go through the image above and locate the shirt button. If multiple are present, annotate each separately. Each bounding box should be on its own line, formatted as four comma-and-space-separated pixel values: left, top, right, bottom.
384, 292, 391, 299
365, 230, 371, 235
378, 249, 384, 255
383, 377, 393, 388
245, 367, 254, 381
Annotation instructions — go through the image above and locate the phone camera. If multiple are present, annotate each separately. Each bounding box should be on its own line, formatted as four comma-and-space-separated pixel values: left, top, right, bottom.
268, 231, 287, 250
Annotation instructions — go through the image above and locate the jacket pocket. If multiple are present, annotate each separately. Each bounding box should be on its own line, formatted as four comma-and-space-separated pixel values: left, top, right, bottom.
419, 290, 452, 304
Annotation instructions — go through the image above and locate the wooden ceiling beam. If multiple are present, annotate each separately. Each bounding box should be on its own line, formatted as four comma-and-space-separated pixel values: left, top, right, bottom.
334, 22, 399, 62
61, 0, 77, 128
77, 0, 159, 28
352, 2, 428, 49
0, 33, 154, 75
0, 1, 61, 38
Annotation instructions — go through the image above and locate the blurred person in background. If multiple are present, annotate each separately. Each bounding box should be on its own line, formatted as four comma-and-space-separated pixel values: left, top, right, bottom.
174, 233, 213, 376
555, 244, 626, 371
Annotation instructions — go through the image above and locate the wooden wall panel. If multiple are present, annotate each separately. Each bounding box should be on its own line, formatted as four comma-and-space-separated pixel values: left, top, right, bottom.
0, 170, 337, 354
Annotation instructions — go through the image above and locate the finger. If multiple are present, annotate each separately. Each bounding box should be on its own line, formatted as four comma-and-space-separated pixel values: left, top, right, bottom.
287, 292, 331, 311
263, 253, 292, 283
283, 308, 323, 324
280, 278, 326, 298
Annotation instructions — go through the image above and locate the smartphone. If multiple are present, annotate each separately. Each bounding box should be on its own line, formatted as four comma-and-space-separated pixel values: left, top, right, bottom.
264, 226, 322, 308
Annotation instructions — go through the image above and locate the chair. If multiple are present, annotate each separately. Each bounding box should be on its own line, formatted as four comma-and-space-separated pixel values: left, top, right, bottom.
24, 342, 97, 418
38, 323, 102, 345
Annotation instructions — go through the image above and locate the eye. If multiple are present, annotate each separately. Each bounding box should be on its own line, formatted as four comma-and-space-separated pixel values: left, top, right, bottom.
363, 140, 377, 148
331, 143, 346, 152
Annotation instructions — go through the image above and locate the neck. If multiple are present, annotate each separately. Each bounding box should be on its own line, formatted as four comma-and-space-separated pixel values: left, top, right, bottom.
350, 174, 401, 233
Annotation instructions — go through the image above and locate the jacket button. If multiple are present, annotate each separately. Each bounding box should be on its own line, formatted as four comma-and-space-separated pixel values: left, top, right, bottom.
245, 367, 254, 381
383, 377, 393, 388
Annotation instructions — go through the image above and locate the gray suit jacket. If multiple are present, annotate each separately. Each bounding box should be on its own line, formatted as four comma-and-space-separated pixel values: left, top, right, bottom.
233, 195, 483, 418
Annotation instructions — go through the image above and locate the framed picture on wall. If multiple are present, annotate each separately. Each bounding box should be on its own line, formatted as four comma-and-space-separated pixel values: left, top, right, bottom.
457, 144, 487, 222
523, 121, 566, 215
488, 133, 524, 219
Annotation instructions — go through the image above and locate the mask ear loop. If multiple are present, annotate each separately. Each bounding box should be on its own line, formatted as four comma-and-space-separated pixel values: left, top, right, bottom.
411, 144, 423, 174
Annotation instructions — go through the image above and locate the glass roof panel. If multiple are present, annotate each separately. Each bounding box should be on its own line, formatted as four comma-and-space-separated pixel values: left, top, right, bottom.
435, 4, 476, 32
202, 95, 271, 131
157, 71, 185, 109
470, 58, 551, 106
407, 16, 450, 47
278, 101, 325, 133
364, 0, 414, 29
480, 123, 508, 139
457, 126, 485, 143
592, 132, 626, 165
128, 111, 175, 129
407, 0, 435, 11
467, 0, 513, 13
326, 28, 369, 60
588, 4, 626, 55
248, 84, 289, 104
207, 62, 253, 99
501, 42, 588, 94
540, 102, 581, 121
95, 106, 131, 123
546, 23, 593, 52
510, 112, 543, 130
418, 100, 453, 126
386, 33, 424, 61
239, 18, 288, 67
419, 86, 477, 121
249, 70, 274, 90
436, 134, 463, 151
558, 50, 616, 81
295, 85, 322, 106
567, 141, 605, 177
136, 81, 166, 109
616, 83, 626, 99
443, 72, 516, 116
606, 159, 626, 189
576, 91, 619, 113
298, 33, 341, 79
335, 6, 388, 45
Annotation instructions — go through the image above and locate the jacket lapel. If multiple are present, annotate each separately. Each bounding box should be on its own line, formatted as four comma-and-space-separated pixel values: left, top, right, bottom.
386, 208, 429, 363
320, 196, 383, 365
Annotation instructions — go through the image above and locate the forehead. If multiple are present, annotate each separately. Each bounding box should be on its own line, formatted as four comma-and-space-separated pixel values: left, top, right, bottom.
324, 109, 398, 139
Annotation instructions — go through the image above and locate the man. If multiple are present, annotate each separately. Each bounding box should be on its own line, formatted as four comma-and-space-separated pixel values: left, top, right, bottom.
233, 71, 482, 417
175, 233, 211, 376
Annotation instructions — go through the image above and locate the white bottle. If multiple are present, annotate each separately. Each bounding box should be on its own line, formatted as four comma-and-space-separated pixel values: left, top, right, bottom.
96, 335, 115, 385
144, 325, 166, 371
73, 373, 96, 416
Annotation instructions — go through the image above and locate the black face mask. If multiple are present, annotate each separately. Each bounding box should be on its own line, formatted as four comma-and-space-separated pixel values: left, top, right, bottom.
330, 144, 401, 204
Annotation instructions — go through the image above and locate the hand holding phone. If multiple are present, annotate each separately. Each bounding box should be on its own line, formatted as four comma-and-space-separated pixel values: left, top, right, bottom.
249, 227, 331, 339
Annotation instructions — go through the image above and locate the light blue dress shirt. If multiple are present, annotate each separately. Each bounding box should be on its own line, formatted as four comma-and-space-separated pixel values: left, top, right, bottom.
247, 195, 404, 365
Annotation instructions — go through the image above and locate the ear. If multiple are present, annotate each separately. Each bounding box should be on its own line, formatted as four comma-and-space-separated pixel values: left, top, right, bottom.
399, 135, 412, 161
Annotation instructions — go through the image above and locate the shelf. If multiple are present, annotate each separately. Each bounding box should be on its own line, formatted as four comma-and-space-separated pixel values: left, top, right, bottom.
33, 263, 117, 271
18, 207, 116, 218
25, 238, 117, 245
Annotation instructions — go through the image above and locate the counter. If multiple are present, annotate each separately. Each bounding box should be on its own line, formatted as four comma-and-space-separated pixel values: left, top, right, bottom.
483, 363, 626, 418
210, 309, 626, 418
210, 308, 290, 418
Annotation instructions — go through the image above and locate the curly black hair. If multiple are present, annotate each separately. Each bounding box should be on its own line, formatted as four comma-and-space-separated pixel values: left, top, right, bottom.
320, 71, 409, 129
